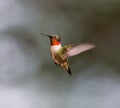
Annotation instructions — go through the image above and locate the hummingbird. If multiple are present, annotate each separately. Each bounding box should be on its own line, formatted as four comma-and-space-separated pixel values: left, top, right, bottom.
41, 33, 95, 76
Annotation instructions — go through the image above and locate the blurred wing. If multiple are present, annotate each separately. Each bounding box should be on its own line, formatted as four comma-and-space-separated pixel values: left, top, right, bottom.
63, 43, 95, 58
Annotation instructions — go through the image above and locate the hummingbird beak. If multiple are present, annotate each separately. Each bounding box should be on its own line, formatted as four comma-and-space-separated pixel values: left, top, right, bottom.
40, 33, 52, 38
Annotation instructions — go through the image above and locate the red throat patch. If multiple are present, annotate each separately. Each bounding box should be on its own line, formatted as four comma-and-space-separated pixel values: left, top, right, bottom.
51, 38, 61, 45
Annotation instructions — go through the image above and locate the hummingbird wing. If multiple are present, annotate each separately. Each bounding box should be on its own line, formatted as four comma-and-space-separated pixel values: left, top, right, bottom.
62, 43, 95, 58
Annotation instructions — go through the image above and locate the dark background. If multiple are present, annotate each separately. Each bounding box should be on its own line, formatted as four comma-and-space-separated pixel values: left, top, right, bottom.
0, 0, 120, 108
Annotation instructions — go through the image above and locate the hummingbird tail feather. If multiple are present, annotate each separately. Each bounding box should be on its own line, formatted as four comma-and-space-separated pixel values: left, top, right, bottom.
63, 65, 72, 76
67, 66, 72, 76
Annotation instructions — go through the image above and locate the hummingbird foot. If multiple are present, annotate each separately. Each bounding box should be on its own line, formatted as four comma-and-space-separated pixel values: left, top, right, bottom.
54, 62, 61, 67
54, 62, 57, 65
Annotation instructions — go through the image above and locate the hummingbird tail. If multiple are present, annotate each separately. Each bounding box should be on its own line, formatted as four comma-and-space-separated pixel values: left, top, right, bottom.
63, 65, 72, 76
61, 63, 72, 76
67, 66, 72, 76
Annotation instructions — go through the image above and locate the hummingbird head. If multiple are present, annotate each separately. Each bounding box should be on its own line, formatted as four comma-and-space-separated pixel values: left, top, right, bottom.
40, 33, 61, 46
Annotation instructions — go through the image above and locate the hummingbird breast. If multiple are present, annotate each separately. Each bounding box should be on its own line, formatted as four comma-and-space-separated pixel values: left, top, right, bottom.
50, 44, 67, 65
50, 44, 71, 75
51, 44, 61, 52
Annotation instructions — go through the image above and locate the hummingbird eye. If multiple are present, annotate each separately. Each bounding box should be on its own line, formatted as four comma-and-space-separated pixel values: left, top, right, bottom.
54, 36, 57, 38
52, 35, 61, 41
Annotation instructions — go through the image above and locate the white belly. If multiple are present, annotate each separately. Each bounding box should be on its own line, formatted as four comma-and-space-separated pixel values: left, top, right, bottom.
51, 44, 61, 52
50, 44, 61, 63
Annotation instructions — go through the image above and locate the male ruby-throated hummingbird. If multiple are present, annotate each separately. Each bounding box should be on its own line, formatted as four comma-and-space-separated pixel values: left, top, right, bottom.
41, 33, 95, 76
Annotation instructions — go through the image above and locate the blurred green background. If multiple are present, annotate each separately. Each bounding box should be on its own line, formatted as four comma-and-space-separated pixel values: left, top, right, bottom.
0, 0, 120, 108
